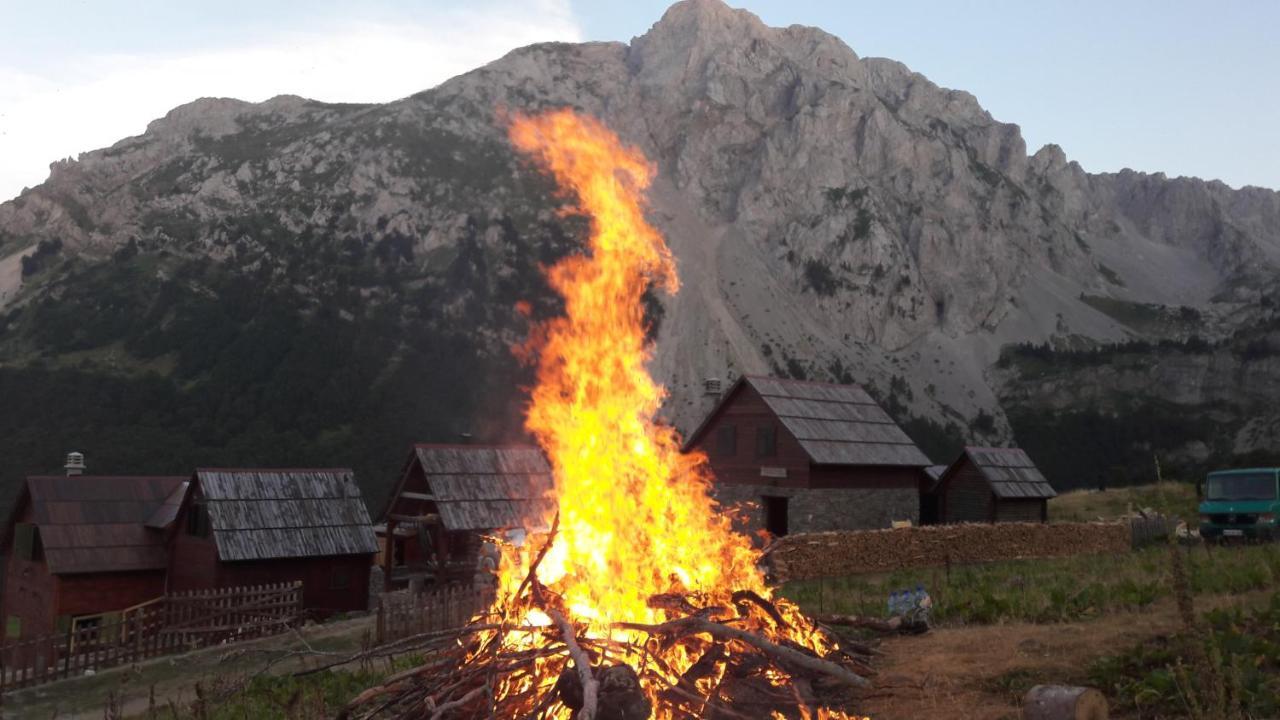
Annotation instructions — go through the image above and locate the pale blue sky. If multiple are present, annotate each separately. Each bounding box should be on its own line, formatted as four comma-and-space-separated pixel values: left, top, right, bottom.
1, 1, 1276, 201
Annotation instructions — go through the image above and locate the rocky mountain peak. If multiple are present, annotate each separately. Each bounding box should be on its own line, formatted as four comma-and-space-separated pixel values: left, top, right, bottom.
0, 1, 1277, 491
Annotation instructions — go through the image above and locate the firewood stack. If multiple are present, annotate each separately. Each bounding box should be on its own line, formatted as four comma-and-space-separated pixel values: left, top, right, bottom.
767, 522, 1131, 582
339, 521, 872, 719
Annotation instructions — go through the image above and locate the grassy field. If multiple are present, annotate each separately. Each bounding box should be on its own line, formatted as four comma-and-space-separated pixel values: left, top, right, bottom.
780, 543, 1280, 625
1088, 592, 1280, 719
1049, 481, 1200, 524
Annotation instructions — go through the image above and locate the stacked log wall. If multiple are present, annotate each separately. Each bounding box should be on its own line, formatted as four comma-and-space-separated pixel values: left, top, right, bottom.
767, 521, 1132, 581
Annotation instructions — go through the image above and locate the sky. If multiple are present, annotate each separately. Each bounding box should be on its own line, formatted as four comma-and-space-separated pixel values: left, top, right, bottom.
1, 1, 1277, 202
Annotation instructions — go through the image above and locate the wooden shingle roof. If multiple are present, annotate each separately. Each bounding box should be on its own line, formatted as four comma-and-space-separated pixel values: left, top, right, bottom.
23, 475, 187, 574
195, 469, 378, 562
962, 447, 1057, 499
687, 376, 931, 467
409, 445, 555, 531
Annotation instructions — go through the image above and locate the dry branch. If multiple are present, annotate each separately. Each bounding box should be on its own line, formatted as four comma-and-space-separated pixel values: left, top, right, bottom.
547, 608, 599, 720
615, 618, 868, 688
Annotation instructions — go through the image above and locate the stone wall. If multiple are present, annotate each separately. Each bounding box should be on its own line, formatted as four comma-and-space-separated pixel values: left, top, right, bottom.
766, 521, 1132, 581
712, 484, 919, 534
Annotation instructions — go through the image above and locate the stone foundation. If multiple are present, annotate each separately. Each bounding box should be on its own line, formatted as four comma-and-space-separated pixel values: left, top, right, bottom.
712, 483, 919, 535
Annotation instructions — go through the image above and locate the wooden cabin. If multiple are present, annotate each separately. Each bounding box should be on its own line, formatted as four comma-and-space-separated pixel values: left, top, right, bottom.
682, 375, 931, 535
0, 473, 186, 643
920, 465, 949, 525
378, 445, 553, 591
933, 447, 1056, 523
167, 469, 378, 614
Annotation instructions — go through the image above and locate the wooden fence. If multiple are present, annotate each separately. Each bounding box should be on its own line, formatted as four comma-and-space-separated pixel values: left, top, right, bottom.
376, 584, 492, 645
0, 581, 302, 693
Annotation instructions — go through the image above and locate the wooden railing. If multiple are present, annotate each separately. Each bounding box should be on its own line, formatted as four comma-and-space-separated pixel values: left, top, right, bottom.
375, 584, 492, 645
0, 581, 302, 693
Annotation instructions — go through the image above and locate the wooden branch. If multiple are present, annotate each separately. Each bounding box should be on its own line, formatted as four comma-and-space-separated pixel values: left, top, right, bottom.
428, 685, 487, 720
615, 618, 868, 688
813, 613, 902, 634
547, 608, 598, 720
515, 512, 559, 605
731, 590, 789, 629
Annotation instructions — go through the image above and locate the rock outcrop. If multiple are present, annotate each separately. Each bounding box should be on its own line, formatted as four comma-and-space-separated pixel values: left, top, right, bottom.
0, 0, 1277, 487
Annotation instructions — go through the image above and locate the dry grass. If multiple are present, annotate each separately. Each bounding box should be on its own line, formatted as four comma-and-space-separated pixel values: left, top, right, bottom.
1049, 481, 1199, 524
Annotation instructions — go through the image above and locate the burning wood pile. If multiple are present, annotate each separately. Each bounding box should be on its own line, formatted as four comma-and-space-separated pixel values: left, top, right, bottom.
342, 515, 872, 719
344, 109, 871, 719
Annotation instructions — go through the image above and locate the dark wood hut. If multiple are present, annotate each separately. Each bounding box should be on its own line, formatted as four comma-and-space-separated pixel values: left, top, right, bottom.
166, 469, 378, 614
377, 445, 553, 591
933, 447, 1057, 523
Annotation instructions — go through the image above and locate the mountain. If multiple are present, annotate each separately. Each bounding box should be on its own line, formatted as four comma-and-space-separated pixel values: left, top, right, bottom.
1, 0, 1278, 505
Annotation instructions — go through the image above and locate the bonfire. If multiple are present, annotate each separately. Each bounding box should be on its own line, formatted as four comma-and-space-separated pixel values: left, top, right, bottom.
342, 110, 871, 719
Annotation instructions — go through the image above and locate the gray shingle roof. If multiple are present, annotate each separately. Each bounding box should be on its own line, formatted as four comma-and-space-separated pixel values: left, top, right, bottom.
412, 446, 554, 531
745, 376, 931, 467
964, 447, 1057, 499
196, 469, 378, 562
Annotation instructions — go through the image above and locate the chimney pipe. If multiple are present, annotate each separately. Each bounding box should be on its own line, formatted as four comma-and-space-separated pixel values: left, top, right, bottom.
65, 452, 85, 477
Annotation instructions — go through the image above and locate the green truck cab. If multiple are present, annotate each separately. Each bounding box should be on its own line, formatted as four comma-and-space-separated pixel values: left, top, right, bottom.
1199, 468, 1280, 541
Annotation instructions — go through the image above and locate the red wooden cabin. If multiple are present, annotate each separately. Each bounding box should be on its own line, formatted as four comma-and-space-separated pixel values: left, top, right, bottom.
167, 469, 378, 614
683, 375, 931, 535
0, 473, 186, 643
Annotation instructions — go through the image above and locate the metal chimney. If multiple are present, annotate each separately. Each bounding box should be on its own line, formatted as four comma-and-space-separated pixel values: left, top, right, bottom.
65, 452, 85, 476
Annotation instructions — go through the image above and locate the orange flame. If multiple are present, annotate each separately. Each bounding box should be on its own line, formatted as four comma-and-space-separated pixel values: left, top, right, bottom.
506, 109, 763, 626
495, 109, 863, 719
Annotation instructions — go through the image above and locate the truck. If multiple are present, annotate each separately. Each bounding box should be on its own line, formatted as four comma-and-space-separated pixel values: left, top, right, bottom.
1199, 467, 1280, 542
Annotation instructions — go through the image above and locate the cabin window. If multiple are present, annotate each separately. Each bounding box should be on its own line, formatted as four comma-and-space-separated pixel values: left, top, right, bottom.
330, 565, 351, 590
187, 502, 210, 538
756, 425, 777, 458
716, 425, 738, 457
763, 496, 789, 537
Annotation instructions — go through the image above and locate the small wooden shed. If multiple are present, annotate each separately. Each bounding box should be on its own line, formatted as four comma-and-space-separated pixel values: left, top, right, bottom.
378, 445, 553, 590
0, 475, 186, 642
167, 469, 378, 614
934, 447, 1056, 523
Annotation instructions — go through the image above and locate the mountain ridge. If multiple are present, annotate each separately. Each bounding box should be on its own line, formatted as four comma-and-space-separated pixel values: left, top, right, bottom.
1, 0, 1277, 501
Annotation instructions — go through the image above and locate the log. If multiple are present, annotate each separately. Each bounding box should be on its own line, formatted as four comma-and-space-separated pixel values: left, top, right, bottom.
549, 608, 599, 720
814, 614, 901, 634
1023, 685, 1108, 720
615, 618, 868, 688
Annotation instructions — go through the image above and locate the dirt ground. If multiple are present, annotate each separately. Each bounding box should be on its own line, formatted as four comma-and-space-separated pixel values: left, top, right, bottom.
2, 591, 1269, 719
855, 590, 1271, 720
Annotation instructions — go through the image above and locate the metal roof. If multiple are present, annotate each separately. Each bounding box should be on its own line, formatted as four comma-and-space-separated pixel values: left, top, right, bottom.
409, 446, 555, 531
145, 480, 189, 529
743, 376, 931, 467
963, 447, 1057, 499
23, 475, 187, 574
195, 469, 378, 562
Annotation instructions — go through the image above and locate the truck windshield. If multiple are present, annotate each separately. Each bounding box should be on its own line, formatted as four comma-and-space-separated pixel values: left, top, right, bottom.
1205, 472, 1277, 501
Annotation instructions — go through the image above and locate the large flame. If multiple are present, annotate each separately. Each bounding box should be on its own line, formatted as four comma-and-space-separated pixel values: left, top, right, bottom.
490, 109, 858, 719
506, 110, 763, 623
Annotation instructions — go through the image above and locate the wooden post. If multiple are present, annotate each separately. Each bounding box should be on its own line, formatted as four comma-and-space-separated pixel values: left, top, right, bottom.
1024, 685, 1108, 720
384, 519, 397, 592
